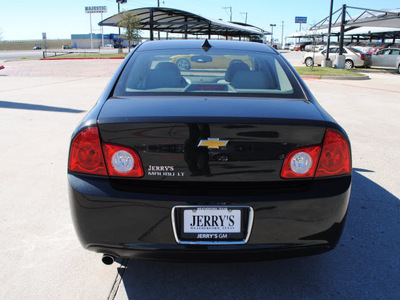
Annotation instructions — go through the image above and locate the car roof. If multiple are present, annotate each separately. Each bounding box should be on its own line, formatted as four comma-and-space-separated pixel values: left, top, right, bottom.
136, 39, 277, 54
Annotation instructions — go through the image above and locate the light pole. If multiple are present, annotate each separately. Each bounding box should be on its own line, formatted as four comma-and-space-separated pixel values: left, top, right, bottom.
116, 0, 127, 53
323, 0, 334, 68
270, 24, 276, 46
222, 7, 232, 22
240, 12, 248, 24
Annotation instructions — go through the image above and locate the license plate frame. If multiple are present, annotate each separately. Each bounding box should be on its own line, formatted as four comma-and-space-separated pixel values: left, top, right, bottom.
171, 205, 254, 245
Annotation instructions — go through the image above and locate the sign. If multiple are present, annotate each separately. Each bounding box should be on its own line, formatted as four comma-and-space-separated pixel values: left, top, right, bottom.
85, 6, 107, 14
295, 16, 307, 24
42, 32, 47, 40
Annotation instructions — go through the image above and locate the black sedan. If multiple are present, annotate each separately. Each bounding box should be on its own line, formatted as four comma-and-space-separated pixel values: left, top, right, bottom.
68, 40, 351, 264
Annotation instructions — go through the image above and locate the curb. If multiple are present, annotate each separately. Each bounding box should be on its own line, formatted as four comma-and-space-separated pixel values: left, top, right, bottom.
301, 75, 370, 80
40, 57, 125, 60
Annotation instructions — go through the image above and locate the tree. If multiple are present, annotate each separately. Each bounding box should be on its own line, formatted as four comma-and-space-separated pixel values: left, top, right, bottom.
117, 11, 141, 49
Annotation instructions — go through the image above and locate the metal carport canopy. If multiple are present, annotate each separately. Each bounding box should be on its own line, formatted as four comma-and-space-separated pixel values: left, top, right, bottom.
99, 7, 266, 40
287, 7, 400, 38
287, 26, 400, 38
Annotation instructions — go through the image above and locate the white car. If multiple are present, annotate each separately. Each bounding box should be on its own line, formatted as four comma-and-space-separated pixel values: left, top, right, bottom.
371, 48, 400, 69
304, 44, 325, 52
283, 43, 292, 50
303, 46, 371, 69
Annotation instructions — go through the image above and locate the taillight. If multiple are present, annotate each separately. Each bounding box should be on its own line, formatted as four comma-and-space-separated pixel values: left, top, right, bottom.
102, 143, 144, 177
69, 126, 144, 177
360, 53, 365, 60
281, 146, 321, 178
68, 127, 107, 176
281, 129, 351, 179
315, 129, 351, 177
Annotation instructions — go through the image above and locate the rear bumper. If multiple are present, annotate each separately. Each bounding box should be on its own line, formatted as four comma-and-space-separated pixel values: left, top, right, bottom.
68, 173, 351, 261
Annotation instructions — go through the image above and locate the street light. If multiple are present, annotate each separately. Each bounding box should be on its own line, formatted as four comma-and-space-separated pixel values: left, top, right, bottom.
270, 24, 276, 46
323, 0, 334, 68
116, 0, 127, 53
240, 12, 248, 24
222, 7, 232, 22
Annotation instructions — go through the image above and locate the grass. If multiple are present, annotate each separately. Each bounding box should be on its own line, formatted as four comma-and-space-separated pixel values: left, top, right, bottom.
294, 66, 365, 77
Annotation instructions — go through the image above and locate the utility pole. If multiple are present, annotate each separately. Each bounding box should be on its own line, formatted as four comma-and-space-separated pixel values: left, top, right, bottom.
222, 7, 232, 22
240, 12, 248, 24
281, 21, 284, 48
270, 24, 276, 47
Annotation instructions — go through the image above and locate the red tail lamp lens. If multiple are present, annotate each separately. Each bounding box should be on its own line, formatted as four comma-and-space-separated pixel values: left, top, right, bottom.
315, 129, 351, 177
102, 143, 144, 177
68, 127, 107, 176
281, 146, 321, 178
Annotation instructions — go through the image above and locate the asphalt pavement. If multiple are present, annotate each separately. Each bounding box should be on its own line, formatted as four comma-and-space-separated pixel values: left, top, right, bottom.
0, 55, 399, 299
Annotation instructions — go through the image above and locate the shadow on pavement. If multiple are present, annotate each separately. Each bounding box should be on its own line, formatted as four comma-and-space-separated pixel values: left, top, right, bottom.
0, 100, 85, 113
119, 169, 400, 299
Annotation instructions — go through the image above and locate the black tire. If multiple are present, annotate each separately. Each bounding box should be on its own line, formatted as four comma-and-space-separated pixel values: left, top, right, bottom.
397, 64, 400, 74
176, 58, 191, 71
344, 59, 354, 69
305, 57, 314, 67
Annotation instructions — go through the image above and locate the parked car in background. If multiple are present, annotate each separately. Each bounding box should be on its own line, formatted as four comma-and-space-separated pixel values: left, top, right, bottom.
304, 44, 326, 52
303, 46, 371, 69
289, 44, 296, 51
33, 46, 42, 50
0, 61, 4, 70
365, 43, 392, 54
370, 48, 400, 69
397, 56, 400, 74
283, 43, 292, 50
294, 41, 312, 51
104, 44, 114, 49
68, 40, 352, 263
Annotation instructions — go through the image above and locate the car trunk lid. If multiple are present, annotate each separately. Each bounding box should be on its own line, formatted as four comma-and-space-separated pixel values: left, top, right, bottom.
98, 96, 327, 183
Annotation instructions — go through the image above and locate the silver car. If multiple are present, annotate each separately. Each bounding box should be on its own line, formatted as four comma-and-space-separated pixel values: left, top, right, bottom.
396, 56, 400, 74
303, 47, 371, 69
371, 48, 400, 69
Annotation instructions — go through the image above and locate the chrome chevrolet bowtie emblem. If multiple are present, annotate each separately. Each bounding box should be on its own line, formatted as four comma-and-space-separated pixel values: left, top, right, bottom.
197, 138, 229, 149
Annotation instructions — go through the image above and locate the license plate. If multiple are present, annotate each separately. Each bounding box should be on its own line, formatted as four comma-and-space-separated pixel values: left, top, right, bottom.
172, 205, 254, 245
183, 207, 241, 234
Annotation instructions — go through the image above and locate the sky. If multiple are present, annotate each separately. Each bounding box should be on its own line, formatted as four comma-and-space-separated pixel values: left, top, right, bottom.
0, 0, 398, 42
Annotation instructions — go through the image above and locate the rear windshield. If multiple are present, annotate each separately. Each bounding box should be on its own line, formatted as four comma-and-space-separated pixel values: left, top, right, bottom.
113, 48, 304, 98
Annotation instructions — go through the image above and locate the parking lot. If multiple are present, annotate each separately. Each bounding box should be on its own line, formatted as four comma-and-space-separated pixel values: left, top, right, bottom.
0, 55, 399, 299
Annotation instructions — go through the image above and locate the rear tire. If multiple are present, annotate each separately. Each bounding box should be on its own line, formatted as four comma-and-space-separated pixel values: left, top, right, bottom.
397, 64, 400, 74
344, 60, 354, 69
305, 57, 314, 67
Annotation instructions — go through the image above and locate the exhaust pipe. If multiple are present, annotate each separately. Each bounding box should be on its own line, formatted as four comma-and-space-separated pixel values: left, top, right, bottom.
102, 254, 115, 265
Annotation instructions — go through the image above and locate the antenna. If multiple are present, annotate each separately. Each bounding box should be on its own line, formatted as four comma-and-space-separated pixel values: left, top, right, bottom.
202, 39, 212, 52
